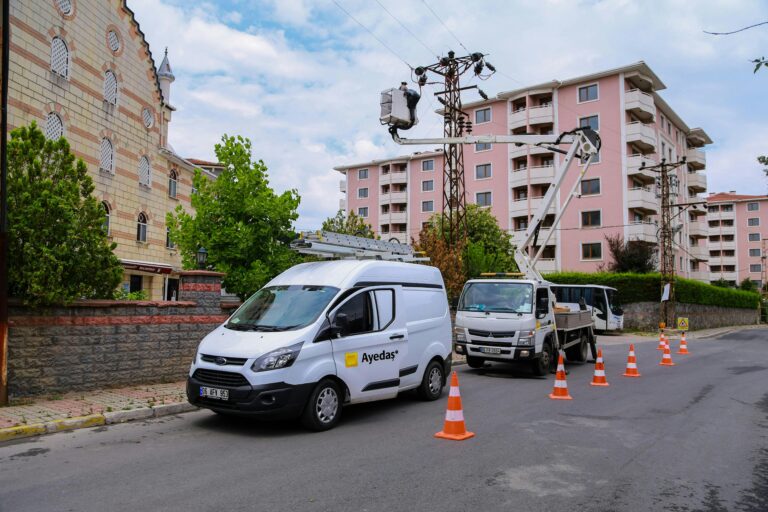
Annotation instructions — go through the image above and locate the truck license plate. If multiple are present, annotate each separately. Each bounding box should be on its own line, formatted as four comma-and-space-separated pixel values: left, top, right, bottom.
200, 386, 229, 400
480, 347, 501, 354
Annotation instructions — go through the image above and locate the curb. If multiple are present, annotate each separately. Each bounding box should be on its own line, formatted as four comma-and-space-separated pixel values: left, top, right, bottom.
0, 403, 199, 443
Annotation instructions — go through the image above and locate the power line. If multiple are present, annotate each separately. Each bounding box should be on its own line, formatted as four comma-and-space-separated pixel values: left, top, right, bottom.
419, 0, 469, 54
704, 20, 768, 35
331, 0, 413, 70
373, 0, 439, 59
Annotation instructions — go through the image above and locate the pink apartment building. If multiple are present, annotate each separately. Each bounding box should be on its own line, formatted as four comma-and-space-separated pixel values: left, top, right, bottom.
335, 62, 712, 279
706, 193, 768, 288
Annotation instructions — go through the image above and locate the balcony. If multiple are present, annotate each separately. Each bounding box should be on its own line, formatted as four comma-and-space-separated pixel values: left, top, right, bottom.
690, 245, 709, 261
380, 211, 407, 224
626, 154, 657, 181
687, 148, 706, 170
709, 208, 735, 221
379, 191, 407, 204
689, 221, 707, 238
529, 145, 554, 157
509, 108, 527, 130
528, 104, 553, 125
710, 239, 736, 250
509, 145, 529, 160
626, 122, 657, 152
529, 196, 557, 215
709, 222, 736, 235
380, 171, 407, 185
510, 197, 531, 216
627, 187, 658, 213
339, 198, 346, 210
687, 172, 706, 193
626, 221, 657, 243
510, 167, 528, 186
711, 271, 737, 283
688, 270, 708, 282
339, 179, 347, 193
534, 258, 557, 274
624, 89, 656, 122
529, 165, 555, 185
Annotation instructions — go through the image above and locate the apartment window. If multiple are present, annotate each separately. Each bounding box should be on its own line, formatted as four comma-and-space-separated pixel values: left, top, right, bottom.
747, 202, 759, 211
422, 180, 434, 192
582, 242, 602, 260
475, 108, 491, 124
137, 213, 148, 242
750, 264, 762, 273
422, 160, 434, 171
104, 71, 118, 105
475, 142, 492, 151
99, 138, 114, 173
166, 226, 175, 249
475, 164, 492, 179
579, 115, 599, 132
476, 192, 492, 207
748, 218, 760, 227
44, 112, 63, 140
422, 200, 434, 212
138, 156, 151, 187
580, 178, 600, 196
102, 202, 111, 235
168, 170, 178, 198
708, 205, 719, 213
749, 233, 760, 242
581, 210, 602, 227
721, 204, 733, 212
358, 187, 368, 199
749, 248, 761, 257
358, 207, 368, 218
358, 168, 369, 180
50, 37, 69, 78
578, 84, 598, 103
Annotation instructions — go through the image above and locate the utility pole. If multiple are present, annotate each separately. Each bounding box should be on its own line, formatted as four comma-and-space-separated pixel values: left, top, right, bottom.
0, 0, 10, 405
410, 51, 495, 247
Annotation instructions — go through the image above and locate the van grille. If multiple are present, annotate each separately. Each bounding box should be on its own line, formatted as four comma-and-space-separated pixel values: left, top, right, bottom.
193, 369, 250, 387
200, 354, 248, 366
468, 329, 516, 338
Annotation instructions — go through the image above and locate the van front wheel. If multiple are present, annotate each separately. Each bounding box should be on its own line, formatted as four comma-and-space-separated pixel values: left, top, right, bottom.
416, 360, 444, 401
301, 379, 342, 431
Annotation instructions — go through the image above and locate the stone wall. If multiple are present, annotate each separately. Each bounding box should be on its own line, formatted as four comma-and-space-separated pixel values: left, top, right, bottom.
7, 271, 238, 399
622, 302, 759, 331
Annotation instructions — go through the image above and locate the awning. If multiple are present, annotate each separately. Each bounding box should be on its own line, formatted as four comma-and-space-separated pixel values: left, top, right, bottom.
121, 259, 175, 275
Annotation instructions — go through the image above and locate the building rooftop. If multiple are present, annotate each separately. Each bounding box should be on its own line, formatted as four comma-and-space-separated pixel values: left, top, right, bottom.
707, 192, 768, 203
186, 158, 224, 167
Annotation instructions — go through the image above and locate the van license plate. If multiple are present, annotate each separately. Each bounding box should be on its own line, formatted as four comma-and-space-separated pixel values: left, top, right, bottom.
200, 386, 229, 400
481, 347, 501, 354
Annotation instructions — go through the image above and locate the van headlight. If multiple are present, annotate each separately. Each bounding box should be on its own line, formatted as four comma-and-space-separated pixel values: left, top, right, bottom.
454, 327, 466, 342
251, 342, 303, 372
517, 330, 535, 346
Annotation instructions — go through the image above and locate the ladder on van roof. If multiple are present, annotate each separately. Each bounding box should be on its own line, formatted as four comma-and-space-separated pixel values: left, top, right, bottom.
290, 231, 428, 262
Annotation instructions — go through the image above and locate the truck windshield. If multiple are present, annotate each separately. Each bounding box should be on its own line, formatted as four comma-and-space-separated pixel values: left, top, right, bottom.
226, 285, 339, 332
458, 282, 534, 314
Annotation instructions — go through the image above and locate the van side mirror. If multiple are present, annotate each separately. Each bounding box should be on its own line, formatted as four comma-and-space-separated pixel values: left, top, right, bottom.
331, 313, 349, 338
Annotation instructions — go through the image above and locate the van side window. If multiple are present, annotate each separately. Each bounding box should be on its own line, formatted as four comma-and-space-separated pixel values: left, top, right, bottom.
336, 292, 374, 335
373, 289, 395, 329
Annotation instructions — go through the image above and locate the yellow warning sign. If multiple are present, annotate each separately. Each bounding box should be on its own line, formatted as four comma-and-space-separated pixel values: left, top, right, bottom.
345, 352, 358, 368
677, 317, 689, 331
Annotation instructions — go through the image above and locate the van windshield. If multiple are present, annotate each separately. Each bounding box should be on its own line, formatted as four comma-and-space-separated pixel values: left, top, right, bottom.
458, 282, 534, 314
226, 285, 339, 332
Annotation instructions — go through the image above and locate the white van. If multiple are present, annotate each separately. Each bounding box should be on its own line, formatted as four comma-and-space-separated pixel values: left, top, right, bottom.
187, 260, 452, 431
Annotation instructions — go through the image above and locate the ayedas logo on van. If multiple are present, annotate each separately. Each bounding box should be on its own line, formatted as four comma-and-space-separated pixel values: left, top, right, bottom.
345, 350, 398, 367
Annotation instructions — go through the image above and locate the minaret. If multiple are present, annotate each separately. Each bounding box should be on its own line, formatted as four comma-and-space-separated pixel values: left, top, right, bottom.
157, 47, 175, 105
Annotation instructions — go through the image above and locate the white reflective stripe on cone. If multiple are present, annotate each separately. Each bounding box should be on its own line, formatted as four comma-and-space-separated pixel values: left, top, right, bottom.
627, 363, 637, 368
554, 380, 568, 389
449, 387, 461, 397
594, 370, 606, 377
445, 409, 465, 422
556, 365, 566, 372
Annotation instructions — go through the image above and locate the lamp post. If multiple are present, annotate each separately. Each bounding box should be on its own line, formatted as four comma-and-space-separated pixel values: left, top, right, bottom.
196, 247, 208, 270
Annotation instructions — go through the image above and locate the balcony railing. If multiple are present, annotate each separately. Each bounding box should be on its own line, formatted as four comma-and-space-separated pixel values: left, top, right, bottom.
529, 165, 555, 184
627, 221, 657, 243
509, 145, 528, 159
690, 245, 709, 261
339, 179, 347, 193
688, 270, 708, 282
687, 148, 706, 170
624, 89, 656, 121
380, 171, 407, 185
379, 191, 407, 204
687, 172, 706, 193
627, 187, 658, 213
509, 107, 527, 130
626, 122, 657, 151
626, 154, 656, 181
689, 221, 707, 238
528, 104, 553, 125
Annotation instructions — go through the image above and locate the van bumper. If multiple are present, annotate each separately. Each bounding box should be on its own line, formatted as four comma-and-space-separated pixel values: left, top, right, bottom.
187, 376, 314, 419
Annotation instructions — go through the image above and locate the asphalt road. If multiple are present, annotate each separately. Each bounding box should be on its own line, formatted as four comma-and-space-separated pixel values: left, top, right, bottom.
1, 328, 766, 512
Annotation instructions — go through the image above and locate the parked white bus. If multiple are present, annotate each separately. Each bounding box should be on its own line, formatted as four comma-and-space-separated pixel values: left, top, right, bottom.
550, 284, 624, 332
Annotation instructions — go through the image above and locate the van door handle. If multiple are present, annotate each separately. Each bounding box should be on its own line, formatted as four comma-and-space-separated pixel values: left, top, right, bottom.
389, 334, 405, 340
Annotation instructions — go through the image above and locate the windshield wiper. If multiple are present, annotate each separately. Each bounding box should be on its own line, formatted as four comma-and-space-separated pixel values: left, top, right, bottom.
225, 323, 257, 331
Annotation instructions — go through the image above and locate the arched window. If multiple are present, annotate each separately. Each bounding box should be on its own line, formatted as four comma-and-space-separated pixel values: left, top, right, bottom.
138, 156, 151, 187
50, 37, 69, 78
56, 0, 73, 15
102, 202, 111, 235
137, 212, 148, 242
103, 70, 118, 105
99, 138, 113, 173
107, 30, 121, 53
142, 107, 154, 128
44, 112, 64, 140
168, 169, 178, 198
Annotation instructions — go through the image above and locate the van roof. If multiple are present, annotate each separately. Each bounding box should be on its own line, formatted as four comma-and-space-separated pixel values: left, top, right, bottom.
266, 260, 445, 290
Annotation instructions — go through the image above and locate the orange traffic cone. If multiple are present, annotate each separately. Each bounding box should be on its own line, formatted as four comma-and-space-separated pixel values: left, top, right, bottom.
657, 330, 666, 351
590, 348, 609, 386
434, 371, 475, 441
549, 354, 573, 400
677, 332, 689, 355
660, 344, 676, 366
623, 344, 641, 377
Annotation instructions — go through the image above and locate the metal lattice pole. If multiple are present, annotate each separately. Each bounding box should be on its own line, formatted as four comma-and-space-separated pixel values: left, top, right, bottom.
440, 55, 467, 247
658, 161, 675, 327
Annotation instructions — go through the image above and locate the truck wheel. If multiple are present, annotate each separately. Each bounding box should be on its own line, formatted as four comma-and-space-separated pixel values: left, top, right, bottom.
466, 356, 484, 369
531, 339, 553, 377
565, 332, 589, 363
301, 379, 342, 431
416, 360, 444, 401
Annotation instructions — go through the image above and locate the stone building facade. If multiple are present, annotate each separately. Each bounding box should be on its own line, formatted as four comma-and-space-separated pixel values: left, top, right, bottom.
4, 0, 210, 300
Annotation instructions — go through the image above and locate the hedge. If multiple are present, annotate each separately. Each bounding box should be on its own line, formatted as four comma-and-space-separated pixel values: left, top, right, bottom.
544, 272, 760, 310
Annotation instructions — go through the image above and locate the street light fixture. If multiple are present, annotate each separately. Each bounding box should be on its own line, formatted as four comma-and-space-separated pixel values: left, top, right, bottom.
196, 247, 208, 270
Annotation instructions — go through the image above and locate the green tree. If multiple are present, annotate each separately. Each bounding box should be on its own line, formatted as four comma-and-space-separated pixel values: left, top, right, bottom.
604, 233, 656, 273
739, 277, 758, 292
759, 155, 768, 177
321, 210, 374, 238
711, 278, 732, 288
167, 134, 300, 300
8, 123, 122, 305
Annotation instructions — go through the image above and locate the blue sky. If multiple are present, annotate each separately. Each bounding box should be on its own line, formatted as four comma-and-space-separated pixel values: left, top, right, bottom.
129, 0, 768, 229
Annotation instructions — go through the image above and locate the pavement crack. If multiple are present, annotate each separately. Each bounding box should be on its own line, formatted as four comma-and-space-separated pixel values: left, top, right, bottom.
10, 447, 50, 459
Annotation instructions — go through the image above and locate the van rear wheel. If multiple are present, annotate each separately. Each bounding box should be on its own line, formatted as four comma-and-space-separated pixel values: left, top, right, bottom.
301, 379, 342, 431
416, 360, 444, 401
